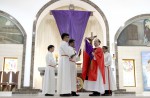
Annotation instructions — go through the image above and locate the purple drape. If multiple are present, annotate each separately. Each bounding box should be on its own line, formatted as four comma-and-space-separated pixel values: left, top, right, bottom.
51, 10, 91, 53
85, 39, 93, 60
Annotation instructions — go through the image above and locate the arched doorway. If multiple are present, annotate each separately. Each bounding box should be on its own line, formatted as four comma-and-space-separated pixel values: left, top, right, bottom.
31, 0, 109, 89
115, 14, 150, 94
0, 10, 26, 88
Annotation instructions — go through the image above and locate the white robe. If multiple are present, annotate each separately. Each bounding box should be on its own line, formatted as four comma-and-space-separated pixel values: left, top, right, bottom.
57, 41, 74, 94
83, 56, 105, 94
42, 51, 56, 94
69, 46, 77, 92
104, 52, 117, 90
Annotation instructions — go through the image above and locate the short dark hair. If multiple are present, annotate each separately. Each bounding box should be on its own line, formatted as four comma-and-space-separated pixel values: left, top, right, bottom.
47, 45, 54, 51
103, 46, 108, 50
69, 39, 75, 44
61, 33, 69, 39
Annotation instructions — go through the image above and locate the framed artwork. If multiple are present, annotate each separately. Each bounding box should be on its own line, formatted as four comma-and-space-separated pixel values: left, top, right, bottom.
76, 77, 83, 91
141, 51, 150, 91
144, 19, 150, 44
122, 59, 136, 87
3, 57, 18, 72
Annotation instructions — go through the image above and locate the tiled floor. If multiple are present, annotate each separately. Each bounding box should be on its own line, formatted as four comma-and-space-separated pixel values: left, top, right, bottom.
0, 92, 150, 98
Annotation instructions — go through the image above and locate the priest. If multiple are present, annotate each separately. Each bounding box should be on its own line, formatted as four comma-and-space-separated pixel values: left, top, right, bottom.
57, 33, 76, 96
42, 45, 57, 96
82, 38, 105, 96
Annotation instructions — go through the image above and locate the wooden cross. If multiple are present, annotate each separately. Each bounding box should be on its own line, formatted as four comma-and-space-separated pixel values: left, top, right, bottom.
87, 32, 97, 45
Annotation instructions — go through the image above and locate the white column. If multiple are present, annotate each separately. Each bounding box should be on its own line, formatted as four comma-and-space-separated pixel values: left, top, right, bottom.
23, 34, 32, 86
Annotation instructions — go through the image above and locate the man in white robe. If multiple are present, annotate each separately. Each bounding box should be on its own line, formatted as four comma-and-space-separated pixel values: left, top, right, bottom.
42, 45, 57, 96
68, 39, 79, 96
83, 39, 105, 96
57, 33, 76, 96
102, 46, 117, 96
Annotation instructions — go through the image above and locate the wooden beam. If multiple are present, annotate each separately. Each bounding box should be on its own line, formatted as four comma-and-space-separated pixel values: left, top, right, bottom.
50, 11, 93, 16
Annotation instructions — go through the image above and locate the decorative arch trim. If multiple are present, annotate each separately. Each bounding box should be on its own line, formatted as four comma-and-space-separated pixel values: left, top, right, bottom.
30, 0, 109, 88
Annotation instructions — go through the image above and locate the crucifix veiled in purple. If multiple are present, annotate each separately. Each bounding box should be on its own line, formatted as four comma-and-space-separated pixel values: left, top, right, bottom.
51, 10, 91, 53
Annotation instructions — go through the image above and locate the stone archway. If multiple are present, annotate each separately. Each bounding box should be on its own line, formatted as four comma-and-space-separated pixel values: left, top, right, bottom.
31, 0, 109, 88
0, 10, 27, 88
114, 14, 150, 94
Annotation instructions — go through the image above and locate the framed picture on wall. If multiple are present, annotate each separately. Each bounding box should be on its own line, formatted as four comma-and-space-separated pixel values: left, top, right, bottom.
141, 51, 150, 91
122, 59, 136, 87
3, 57, 18, 72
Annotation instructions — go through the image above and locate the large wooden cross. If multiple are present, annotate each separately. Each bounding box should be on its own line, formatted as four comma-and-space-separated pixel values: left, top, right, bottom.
87, 32, 97, 45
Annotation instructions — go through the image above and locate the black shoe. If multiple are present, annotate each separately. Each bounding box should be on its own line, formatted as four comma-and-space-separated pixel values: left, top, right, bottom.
89, 93, 100, 96
105, 93, 112, 96
101, 94, 106, 96
89, 94, 94, 96
60, 94, 72, 97
105, 90, 112, 96
89, 92, 100, 96
71, 92, 79, 96
45, 94, 54, 96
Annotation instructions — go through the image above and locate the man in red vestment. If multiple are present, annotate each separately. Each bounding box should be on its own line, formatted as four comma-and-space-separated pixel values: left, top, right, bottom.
82, 38, 105, 96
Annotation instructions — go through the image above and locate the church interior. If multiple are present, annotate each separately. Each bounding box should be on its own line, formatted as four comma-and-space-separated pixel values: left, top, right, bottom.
0, 0, 150, 97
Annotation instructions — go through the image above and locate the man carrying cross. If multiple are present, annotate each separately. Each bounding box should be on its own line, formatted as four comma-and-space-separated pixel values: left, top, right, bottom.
82, 34, 105, 96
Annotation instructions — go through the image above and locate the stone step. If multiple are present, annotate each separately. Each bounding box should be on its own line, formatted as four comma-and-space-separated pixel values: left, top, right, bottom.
114, 89, 126, 92
114, 88, 135, 96
114, 91, 135, 96
12, 89, 41, 94
15, 89, 41, 92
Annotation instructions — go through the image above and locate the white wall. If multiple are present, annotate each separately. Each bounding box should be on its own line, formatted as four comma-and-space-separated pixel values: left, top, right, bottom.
118, 46, 150, 94
0, 44, 23, 89
0, 0, 150, 86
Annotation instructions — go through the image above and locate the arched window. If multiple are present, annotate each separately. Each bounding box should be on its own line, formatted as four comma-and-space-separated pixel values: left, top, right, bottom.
0, 16, 24, 44
0, 11, 26, 88
117, 19, 150, 46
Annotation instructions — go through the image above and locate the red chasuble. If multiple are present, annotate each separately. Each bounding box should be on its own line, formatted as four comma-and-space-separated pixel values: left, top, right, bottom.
88, 48, 105, 84
82, 40, 105, 84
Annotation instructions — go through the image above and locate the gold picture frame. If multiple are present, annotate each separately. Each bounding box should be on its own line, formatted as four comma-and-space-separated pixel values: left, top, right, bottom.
76, 77, 83, 91
122, 59, 136, 87
3, 57, 18, 72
